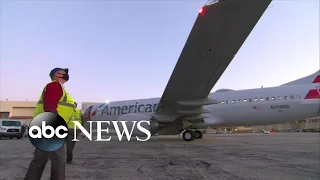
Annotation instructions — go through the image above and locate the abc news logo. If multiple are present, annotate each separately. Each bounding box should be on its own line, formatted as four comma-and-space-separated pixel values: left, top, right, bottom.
28, 112, 151, 152
28, 112, 69, 152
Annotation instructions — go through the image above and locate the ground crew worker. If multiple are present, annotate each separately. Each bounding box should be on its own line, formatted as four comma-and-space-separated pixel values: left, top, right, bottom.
66, 102, 82, 163
24, 67, 76, 180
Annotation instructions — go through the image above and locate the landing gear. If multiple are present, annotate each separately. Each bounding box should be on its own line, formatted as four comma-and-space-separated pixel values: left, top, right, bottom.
194, 130, 203, 139
182, 130, 204, 141
182, 130, 195, 141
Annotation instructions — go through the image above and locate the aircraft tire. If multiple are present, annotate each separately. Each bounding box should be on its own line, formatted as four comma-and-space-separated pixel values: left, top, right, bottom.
182, 130, 195, 141
194, 130, 203, 139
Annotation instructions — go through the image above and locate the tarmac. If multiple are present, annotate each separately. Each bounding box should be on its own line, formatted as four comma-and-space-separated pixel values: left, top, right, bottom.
0, 132, 319, 180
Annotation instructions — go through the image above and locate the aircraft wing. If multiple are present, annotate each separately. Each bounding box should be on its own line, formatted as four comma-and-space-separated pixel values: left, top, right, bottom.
156, 0, 272, 118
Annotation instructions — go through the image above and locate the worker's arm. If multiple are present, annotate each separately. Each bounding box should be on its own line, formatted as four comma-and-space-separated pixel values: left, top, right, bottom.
43, 81, 63, 114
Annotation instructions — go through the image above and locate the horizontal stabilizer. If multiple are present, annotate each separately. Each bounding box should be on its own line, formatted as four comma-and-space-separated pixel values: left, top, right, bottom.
177, 98, 220, 106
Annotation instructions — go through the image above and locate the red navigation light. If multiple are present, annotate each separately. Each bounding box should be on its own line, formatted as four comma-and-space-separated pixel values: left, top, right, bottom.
199, 7, 204, 14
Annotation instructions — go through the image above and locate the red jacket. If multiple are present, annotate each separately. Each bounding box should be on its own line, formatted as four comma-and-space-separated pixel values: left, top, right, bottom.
43, 81, 63, 114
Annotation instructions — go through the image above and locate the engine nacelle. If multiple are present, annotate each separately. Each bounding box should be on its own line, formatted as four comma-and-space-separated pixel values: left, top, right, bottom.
115, 113, 158, 137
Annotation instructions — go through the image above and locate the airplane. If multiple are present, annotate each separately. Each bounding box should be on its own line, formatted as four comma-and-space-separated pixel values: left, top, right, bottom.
82, 0, 319, 141
84, 71, 320, 141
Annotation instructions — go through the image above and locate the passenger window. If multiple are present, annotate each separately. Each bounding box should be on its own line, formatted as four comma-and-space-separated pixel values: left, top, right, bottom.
231, 100, 235, 103
284, 96, 288, 100
238, 99, 242, 103
254, 98, 258, 102
226, 100, 229, 104
249, 98, 252, 102
272, 97, 275, 100
260, 98, 264, 101
266, 97, 269, 101
290, 95, 295, 99
221, 101, 224, 104
278, 96, 282, 100
243, 99, 247, 102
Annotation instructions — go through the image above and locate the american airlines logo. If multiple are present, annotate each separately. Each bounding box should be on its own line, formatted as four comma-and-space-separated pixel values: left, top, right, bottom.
100, 102, 159, 116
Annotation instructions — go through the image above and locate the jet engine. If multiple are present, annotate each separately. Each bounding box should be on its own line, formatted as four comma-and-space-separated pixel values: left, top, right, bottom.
115, 113, 159, 137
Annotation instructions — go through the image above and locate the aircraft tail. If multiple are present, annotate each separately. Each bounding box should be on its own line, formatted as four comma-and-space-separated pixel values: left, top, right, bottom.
281, 70, 320, 86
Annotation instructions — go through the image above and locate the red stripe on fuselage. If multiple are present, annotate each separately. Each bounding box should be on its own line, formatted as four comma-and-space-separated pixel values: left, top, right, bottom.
313, 75, 320, 83
305, 89, 320, 99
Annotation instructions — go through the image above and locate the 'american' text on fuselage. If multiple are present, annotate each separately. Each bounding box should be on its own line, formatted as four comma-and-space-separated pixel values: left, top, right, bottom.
101, 102, 159, 116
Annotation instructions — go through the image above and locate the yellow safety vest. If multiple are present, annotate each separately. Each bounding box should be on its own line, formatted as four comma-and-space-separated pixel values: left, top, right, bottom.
34, 81, 76, 125
68, 108, 82, 129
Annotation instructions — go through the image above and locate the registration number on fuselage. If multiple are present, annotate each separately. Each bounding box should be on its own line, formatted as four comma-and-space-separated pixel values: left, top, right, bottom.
271, 104, 290, 109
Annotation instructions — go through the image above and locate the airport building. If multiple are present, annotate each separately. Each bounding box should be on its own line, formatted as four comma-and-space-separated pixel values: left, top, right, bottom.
0, 101, 36, 124
0, 100, 319, 131
0, 101, 103, 124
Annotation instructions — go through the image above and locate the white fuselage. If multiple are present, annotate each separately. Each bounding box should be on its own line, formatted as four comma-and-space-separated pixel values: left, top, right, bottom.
88, 83, 320, 129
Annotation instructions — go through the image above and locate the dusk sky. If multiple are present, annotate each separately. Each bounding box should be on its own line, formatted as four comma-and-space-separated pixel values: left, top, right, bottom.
0, 0, 319, 104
